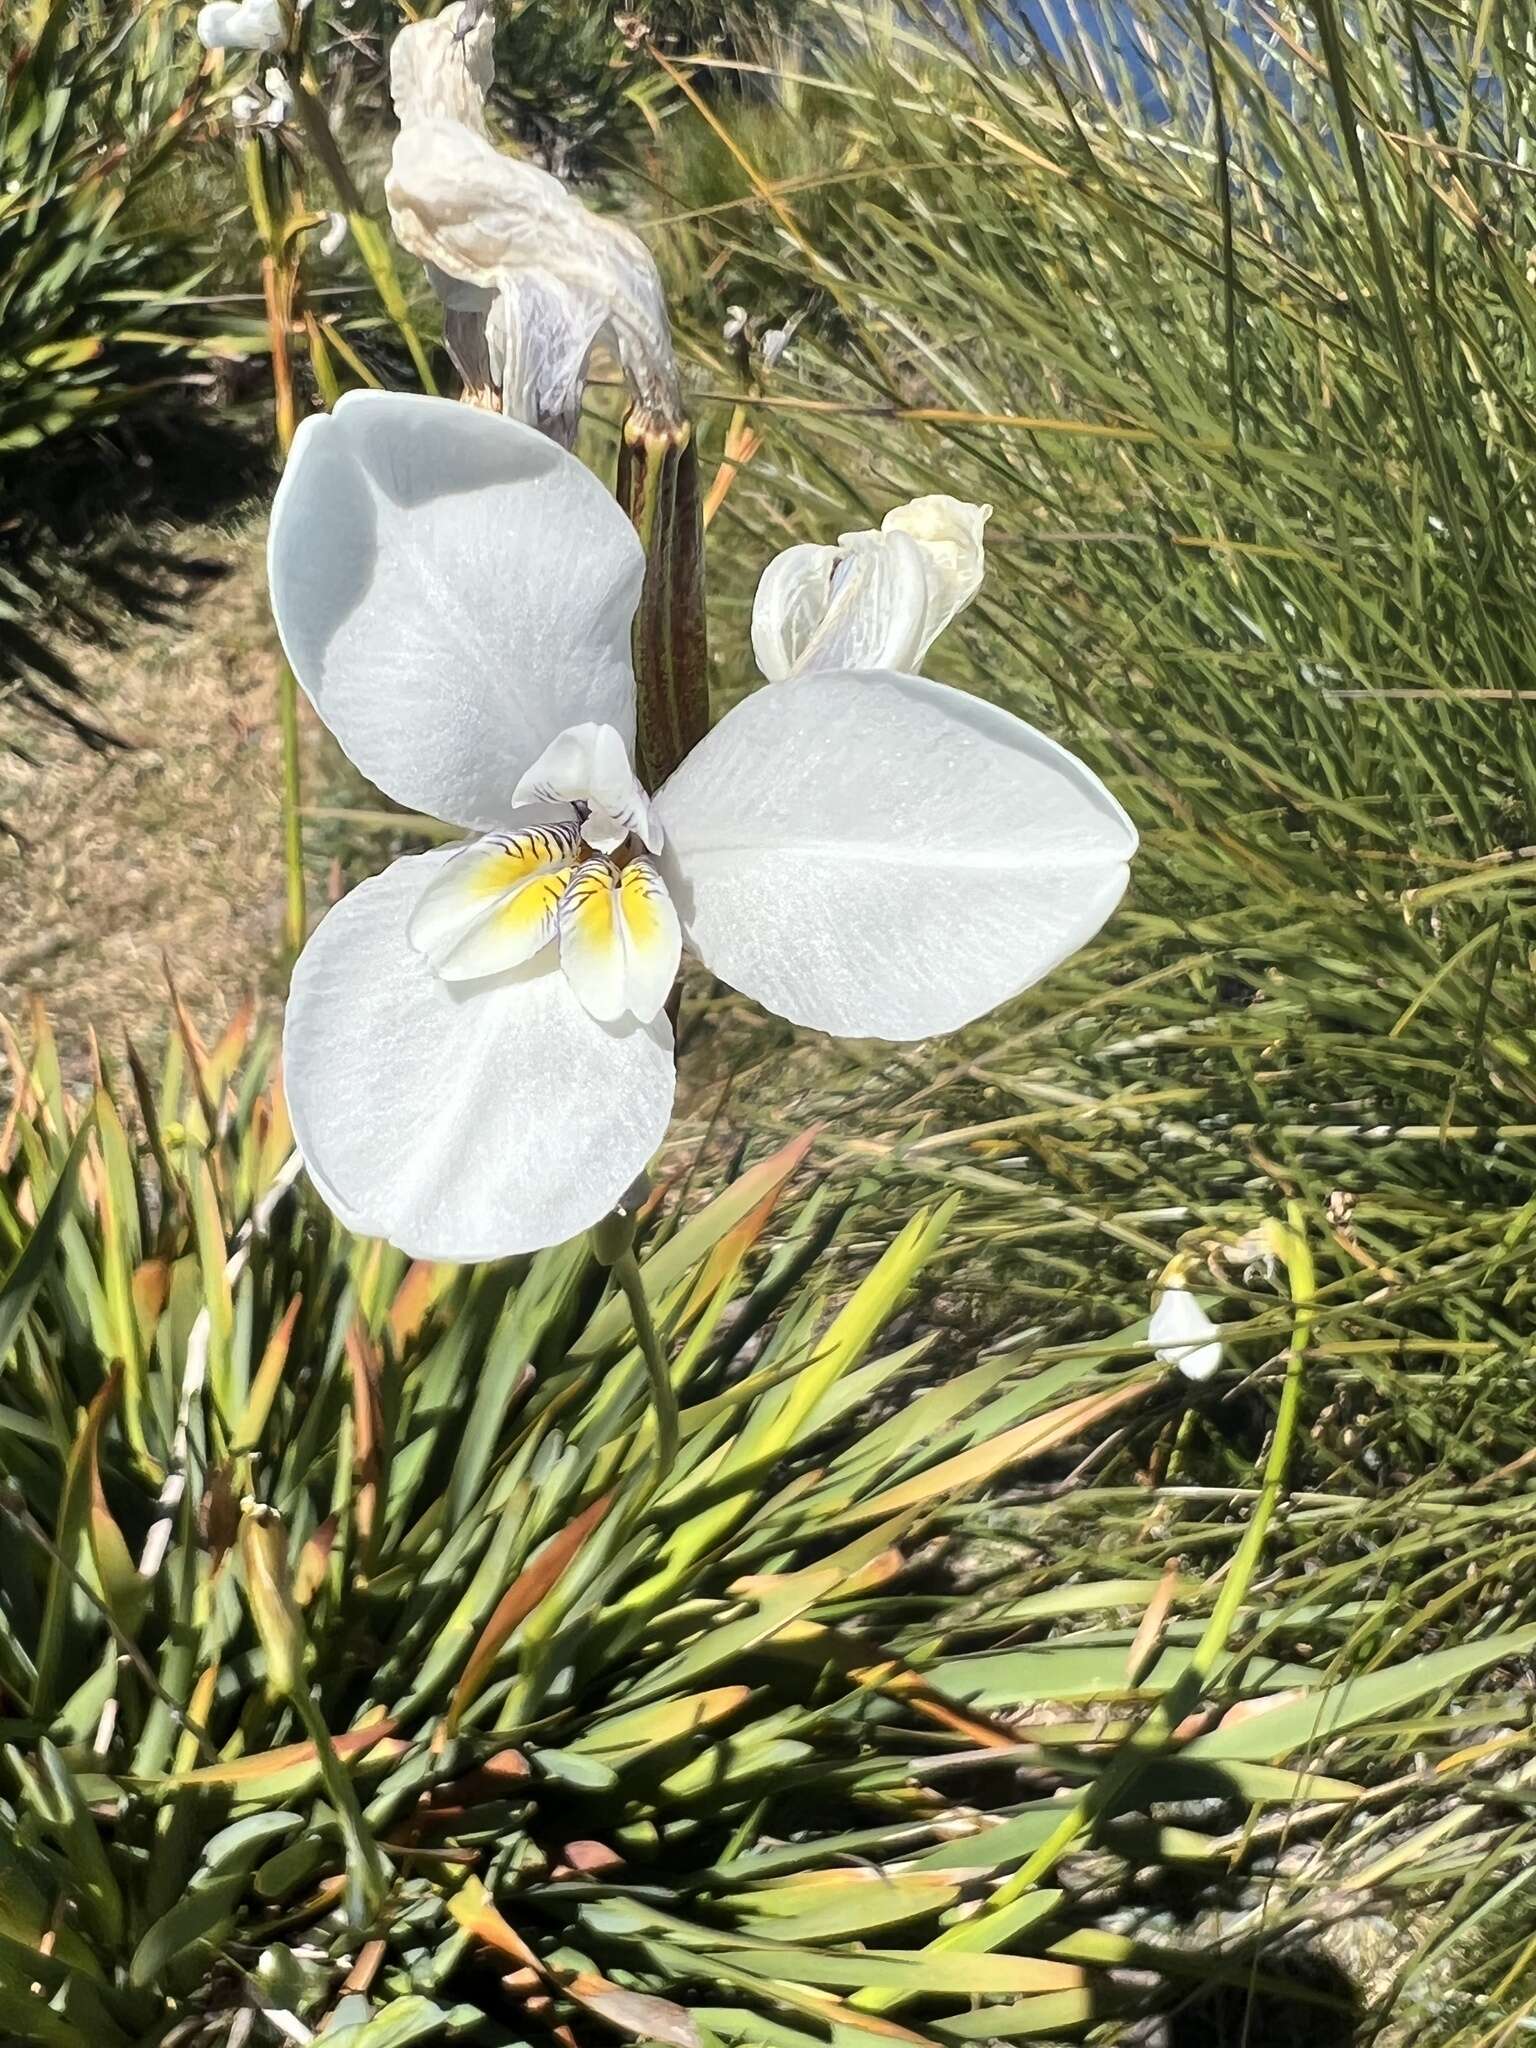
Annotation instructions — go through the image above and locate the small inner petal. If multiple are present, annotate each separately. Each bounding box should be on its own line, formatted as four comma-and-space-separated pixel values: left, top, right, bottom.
511, 721, 663, 854
557, 855, 681, 1024
408, 822, 580, 981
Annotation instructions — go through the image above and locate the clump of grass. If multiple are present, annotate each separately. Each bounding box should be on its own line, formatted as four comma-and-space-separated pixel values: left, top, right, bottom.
10, 991, 1536, 2043
630, 0, 1536, 2030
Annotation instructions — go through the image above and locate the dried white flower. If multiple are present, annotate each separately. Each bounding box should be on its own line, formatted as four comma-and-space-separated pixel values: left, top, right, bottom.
385, 1, 679, 437
197, 0, 283, 51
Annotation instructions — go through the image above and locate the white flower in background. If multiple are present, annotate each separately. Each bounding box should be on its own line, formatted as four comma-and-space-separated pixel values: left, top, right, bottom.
317, 211, 349, 258
197, 0, 284, 51
231, 65, 292, 130
753, 497, 992, 681
384, 2, 679, 439
269, 393, 1136, 1260
1149, 1279, 1224, 1383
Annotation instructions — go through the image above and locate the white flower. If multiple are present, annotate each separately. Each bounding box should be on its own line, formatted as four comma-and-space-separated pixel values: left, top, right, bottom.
269, 392, 1136, 1260
752, 496, 992, 681
197, 0, 284, 51
230, 65, 290, 129
317, 211, 349, 258
384, 2, 678, 437
1149, 1282, 1224, 1382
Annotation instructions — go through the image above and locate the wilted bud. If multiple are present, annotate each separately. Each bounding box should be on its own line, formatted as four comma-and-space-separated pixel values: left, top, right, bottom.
317, 210, 349, 258
385, 1, 681, 436
751, 495, 992, 682
239, 1501, 307, 1697
722, 303, 749, 343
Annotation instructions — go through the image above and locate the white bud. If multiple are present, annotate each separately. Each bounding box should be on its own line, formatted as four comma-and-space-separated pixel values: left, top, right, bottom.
197, 0, 283, 51
1149, 1283, 1223, 1383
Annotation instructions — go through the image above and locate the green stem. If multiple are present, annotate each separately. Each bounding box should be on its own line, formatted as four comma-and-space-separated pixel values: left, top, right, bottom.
290, 1688, 391, 1929
289, 75, 439, 397
859, 1202, 1316, 2011
613, 1246, 680, 1482
618, 411, 709, 790
278, 659, 306, 960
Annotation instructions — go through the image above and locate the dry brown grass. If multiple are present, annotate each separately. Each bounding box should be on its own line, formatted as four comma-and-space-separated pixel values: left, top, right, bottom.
0, 515, 338, 1079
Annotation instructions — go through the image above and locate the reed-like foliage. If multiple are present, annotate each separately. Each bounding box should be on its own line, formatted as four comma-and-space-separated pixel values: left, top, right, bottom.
629, 2, 1536, 2033
12, 995, 1526, 2043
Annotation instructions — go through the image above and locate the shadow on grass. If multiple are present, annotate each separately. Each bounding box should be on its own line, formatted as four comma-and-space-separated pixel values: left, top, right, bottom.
0, 407, 272, 772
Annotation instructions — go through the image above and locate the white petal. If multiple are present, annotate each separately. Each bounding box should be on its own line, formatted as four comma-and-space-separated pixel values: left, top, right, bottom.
880, 495, 991, 655
407, 822, 581, 980
1149, 1286, 1224, 1382
388, 0, 494, 133
198, 0, 283, 48
268, 391, 644, 831
751, 532, 930, 682
492, 270, 611, 448
386, 64, 678, 422
557, 858, 682, 1025
512, 723, 661, 853
283, 849, 675, 1261
656, 671, 1137, 1042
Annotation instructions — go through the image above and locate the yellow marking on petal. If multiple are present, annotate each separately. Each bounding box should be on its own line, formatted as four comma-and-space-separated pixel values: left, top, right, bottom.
491, 866, 573, 944
410, 827, 581, 982
614, 858, 682, 1022
617, 860, 665, 942
469, 822, 582, 899
557, 856, 681, 1024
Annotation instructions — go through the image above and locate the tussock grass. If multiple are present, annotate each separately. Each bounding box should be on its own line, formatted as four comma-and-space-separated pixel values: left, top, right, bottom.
628, 0, 1536, 2031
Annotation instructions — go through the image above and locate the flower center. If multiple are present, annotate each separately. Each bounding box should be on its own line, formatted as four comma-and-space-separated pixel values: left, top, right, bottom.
407, 732, 682, 1029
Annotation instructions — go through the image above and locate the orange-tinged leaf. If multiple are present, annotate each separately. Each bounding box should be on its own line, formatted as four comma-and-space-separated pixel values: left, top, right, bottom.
81, 1367, 147, 1630
848, 1379, 1154, 1521
166, 1716, 402, 1789
680, 1127, 819, 1317
345, 1320, 382, 1559
388, 1260, 452, 1348
447, 1492, 615, 1735
236, 1294, 302, 1451
205, 996, 256, 1103
131, 1260, 170, 1354
566, 1975, 702, 2047
293, 1511, 337, 1607
448, 1877, 544, 1972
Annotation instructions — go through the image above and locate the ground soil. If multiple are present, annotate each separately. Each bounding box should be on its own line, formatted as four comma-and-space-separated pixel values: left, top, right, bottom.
0, 511, 325, 1079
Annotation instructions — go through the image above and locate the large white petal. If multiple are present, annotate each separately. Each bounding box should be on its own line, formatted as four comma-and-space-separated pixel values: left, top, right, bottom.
268, 390, 644, 831
656, 672, 1137, 1041
283, 849, 675, 1261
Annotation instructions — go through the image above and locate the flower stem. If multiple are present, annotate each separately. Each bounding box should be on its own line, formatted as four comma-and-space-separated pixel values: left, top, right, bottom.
856, 1200, 1317, 2011
243, 132, 307, 959
618, 411, 709, 790
277, 658, 306, 960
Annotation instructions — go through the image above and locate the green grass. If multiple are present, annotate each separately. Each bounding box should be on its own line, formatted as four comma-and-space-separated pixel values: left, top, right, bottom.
13, 0, 1536, 2037
623, 0, 1536, 2033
